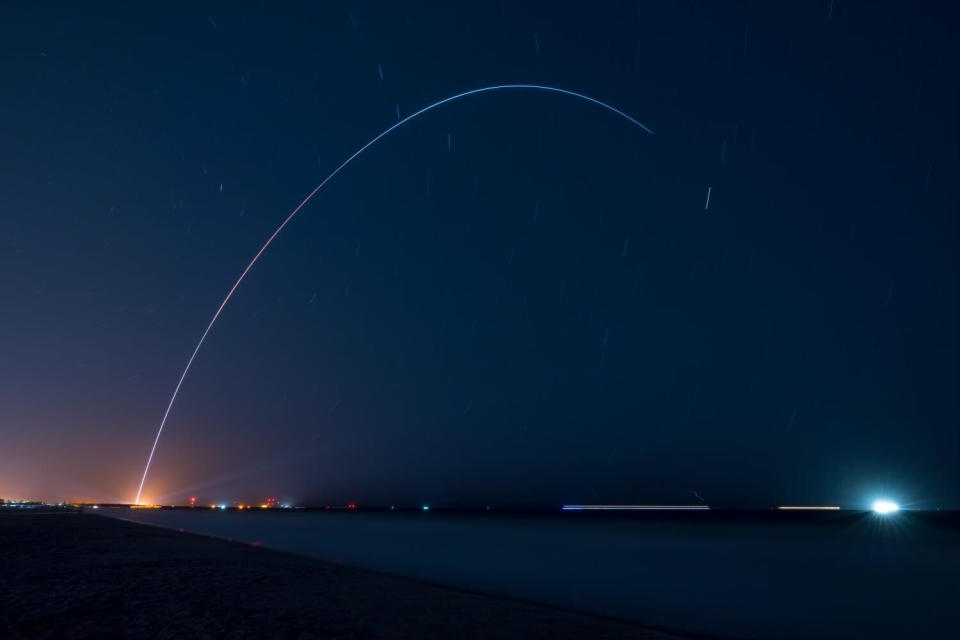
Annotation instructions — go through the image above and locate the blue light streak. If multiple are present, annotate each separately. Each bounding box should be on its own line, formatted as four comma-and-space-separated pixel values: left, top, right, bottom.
562, 505, 711, 511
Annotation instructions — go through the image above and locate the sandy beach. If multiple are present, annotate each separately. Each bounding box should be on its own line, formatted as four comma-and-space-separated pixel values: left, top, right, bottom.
0, 511, 686, 639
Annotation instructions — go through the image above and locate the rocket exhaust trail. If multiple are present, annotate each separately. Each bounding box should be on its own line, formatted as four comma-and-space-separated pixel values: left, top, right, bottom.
134, 84, 653, 504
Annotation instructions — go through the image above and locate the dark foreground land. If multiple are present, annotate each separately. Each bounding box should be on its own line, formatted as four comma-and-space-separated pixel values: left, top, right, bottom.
0, 512, 684, 639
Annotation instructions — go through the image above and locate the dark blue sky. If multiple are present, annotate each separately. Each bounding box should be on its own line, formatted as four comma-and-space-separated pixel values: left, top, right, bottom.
1, 2, 956, 507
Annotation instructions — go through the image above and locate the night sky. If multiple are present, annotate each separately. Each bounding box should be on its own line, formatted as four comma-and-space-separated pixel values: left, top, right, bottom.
1, 2, 956, 508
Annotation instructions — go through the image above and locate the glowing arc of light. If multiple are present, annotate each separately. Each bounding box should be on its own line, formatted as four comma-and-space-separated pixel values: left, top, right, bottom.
135, 84, 653, 505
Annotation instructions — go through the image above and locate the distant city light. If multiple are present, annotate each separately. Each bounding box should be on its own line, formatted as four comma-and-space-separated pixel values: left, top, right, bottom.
872, 500, 899, 514
218, 504, 227, 510
422, 505, 430, 511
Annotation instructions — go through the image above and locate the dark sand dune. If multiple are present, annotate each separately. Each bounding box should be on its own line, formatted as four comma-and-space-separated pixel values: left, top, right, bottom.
0, 512, 686, 639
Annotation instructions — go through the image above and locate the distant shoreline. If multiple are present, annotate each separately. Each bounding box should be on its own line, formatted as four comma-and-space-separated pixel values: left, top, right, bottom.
89, 505, 960, 638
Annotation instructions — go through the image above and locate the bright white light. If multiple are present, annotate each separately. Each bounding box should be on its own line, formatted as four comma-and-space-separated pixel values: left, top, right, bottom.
872, 500, 899, 514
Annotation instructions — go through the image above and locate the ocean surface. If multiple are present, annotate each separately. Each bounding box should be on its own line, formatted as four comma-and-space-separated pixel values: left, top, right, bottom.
96, 508, 960, 639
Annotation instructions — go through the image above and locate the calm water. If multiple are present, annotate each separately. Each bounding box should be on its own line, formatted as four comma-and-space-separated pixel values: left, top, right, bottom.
96, 508, 959, 639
